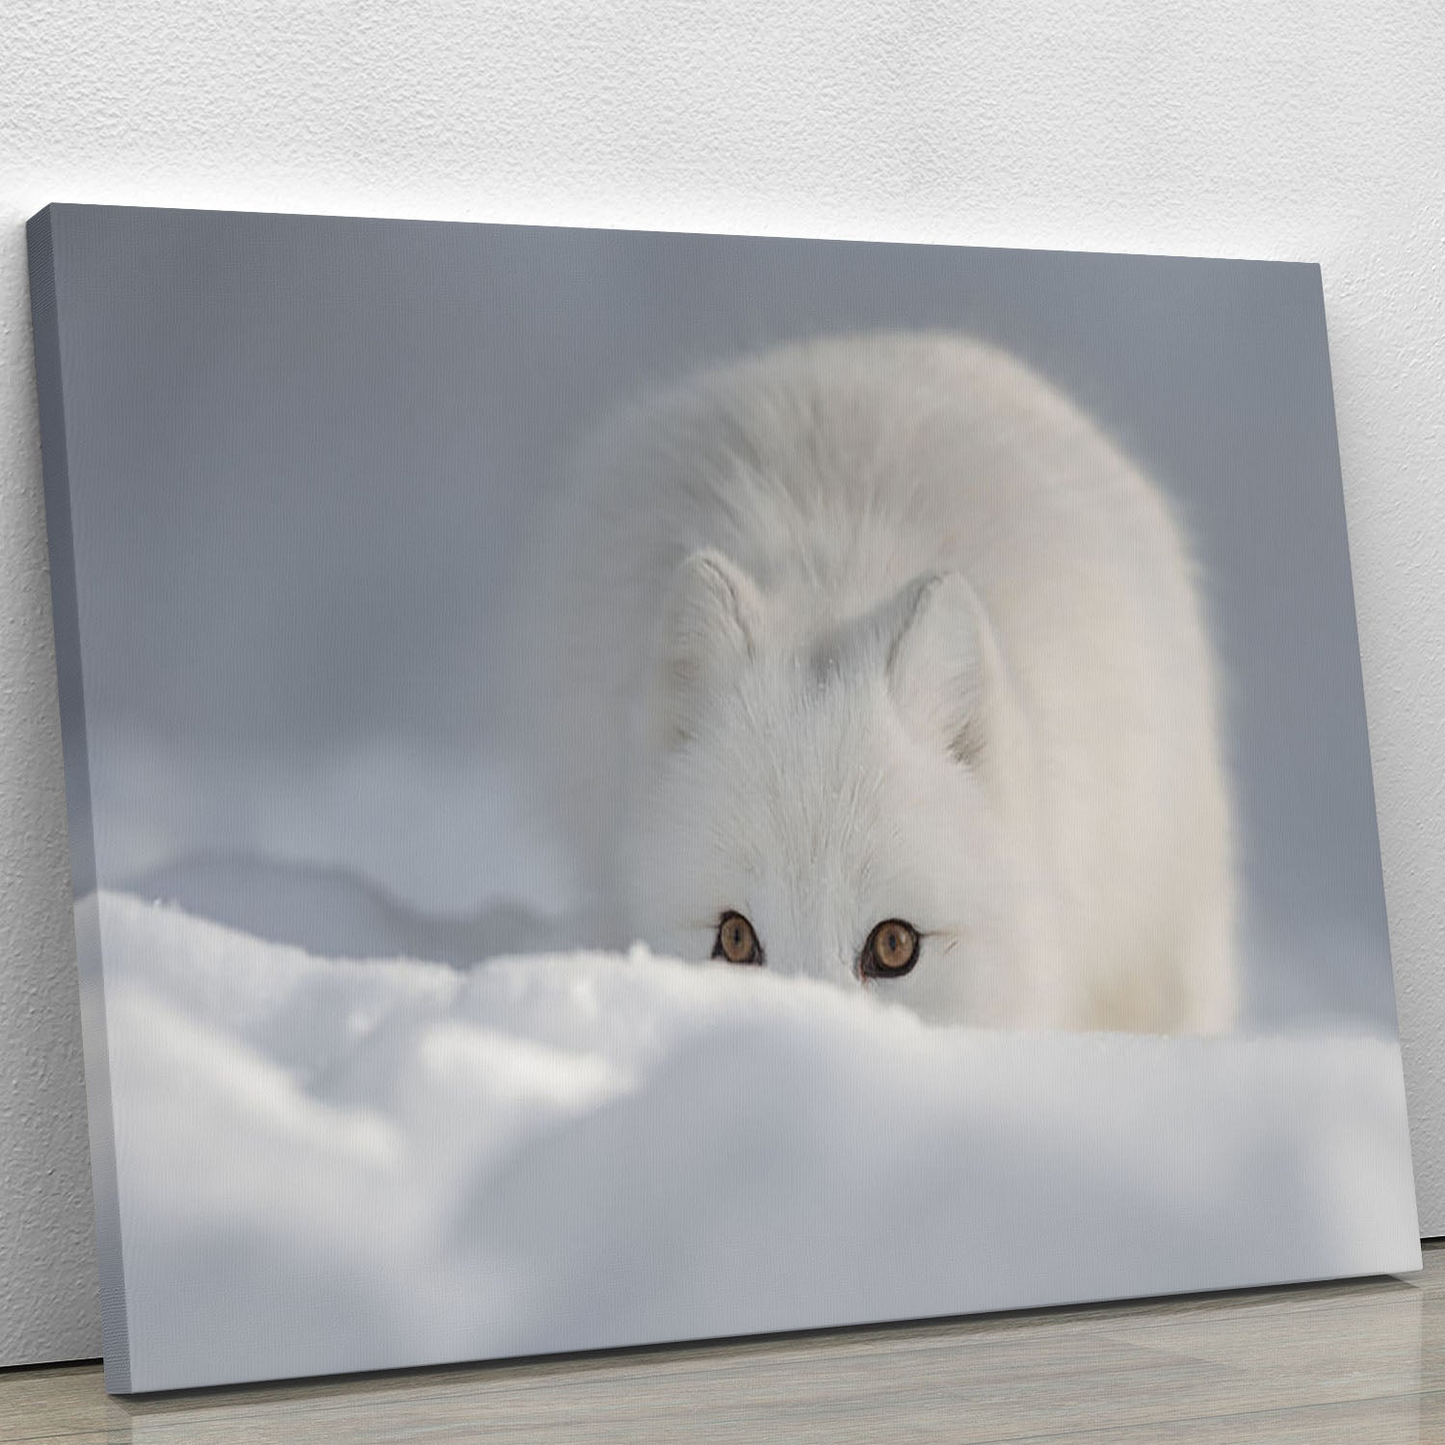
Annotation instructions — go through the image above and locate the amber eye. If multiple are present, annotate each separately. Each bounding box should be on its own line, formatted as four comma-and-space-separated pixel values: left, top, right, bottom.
712, 911, 763, 965
861, 919, 920, 978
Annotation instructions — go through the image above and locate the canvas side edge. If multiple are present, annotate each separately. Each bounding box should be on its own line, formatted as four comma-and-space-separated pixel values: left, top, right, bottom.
1311, 262, 1422, 1239
25, 205, 134, 1395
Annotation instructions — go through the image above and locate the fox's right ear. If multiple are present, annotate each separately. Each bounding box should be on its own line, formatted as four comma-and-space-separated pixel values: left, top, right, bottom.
651, 549, 763, 749
885, 570, 996, 766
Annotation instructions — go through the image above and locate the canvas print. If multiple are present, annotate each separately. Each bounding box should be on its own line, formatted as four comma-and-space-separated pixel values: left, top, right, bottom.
27, 204, 1419, 1393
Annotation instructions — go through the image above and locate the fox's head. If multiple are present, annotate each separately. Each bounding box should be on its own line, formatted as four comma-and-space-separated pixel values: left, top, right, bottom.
625, 547, 1027, 1024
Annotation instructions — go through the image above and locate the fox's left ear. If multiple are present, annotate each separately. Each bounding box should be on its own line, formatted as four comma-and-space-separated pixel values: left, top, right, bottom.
651, 548, 764, 750
885, 571, 997, 766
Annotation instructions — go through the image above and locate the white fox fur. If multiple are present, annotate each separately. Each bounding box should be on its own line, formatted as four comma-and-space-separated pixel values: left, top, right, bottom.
511, 332, 1237, 1032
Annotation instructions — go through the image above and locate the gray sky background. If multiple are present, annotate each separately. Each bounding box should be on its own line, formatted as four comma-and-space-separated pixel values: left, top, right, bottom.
41, 204, 1394, 1030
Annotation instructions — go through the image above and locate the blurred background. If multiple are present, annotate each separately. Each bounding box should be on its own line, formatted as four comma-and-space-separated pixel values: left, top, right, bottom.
47, 204, 1392, 1030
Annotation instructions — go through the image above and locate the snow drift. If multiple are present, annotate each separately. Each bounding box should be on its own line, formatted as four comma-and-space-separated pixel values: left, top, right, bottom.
89, 890, 1419, 1392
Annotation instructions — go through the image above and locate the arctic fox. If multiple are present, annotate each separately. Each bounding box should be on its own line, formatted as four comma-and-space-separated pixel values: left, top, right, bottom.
511, 332, 1237, 1033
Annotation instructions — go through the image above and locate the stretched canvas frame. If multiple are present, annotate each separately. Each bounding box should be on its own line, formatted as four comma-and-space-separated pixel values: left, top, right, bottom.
28, 203, 1419, 1393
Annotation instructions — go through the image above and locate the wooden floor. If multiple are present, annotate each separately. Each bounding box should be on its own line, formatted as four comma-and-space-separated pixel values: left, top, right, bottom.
4, 1244, 1443, 1443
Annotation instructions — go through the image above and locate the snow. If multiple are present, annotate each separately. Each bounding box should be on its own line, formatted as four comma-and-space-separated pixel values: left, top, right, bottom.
94, 737, 579, 918
90, 890, 1420, 1393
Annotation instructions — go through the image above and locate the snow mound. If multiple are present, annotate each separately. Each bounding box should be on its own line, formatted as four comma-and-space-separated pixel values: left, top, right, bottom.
90, 891, 1419, 1392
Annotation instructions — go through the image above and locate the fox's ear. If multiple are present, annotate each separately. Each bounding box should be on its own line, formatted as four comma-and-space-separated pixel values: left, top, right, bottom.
652, 549, 763, 749
885, 571, 994, 766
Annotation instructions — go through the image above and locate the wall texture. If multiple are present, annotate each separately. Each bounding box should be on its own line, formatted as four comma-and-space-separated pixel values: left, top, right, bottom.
2, 1, 1442, 1367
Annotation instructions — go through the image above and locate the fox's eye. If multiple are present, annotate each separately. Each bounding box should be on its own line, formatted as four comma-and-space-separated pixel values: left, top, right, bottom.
713, 911, 763, 965
861, 919, 919, 978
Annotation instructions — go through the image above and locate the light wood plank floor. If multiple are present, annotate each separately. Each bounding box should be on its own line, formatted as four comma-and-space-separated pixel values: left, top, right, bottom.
4, 1244, 1442, 1443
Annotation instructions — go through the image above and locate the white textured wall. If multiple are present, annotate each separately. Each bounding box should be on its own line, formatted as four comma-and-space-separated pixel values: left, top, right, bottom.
2, 1, 1442, 1367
